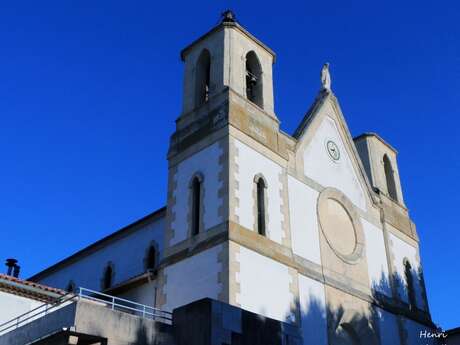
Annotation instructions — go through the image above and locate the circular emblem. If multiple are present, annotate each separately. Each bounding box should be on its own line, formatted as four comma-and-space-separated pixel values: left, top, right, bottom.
317, 188, 364, 264
326, 140, 340, 161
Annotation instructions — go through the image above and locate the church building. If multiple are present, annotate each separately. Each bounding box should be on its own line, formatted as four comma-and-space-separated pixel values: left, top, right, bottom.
29, 11, 436, 345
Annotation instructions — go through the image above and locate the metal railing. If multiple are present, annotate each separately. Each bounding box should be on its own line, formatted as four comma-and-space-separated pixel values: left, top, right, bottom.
77, 287, 172, 323
0, 292, 76, 335
0, 286, 172, 335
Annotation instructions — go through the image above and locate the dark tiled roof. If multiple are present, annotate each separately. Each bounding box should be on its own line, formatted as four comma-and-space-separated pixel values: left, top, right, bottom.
0, 273, 65, 302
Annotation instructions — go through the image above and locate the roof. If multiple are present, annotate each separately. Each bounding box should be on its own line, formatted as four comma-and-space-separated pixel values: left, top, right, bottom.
29, 206, 166, 282
353, 132, 398, 154
0, 273, 65, 302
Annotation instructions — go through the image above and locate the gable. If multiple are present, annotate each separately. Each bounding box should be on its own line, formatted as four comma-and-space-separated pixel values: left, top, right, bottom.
294, 92, 374, 211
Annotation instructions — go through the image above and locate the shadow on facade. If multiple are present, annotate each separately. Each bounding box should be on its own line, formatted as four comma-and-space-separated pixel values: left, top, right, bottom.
287, 266, 438, 345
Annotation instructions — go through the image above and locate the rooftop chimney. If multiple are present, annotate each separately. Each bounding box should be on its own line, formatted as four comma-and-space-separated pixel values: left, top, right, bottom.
13, 264, 20, 278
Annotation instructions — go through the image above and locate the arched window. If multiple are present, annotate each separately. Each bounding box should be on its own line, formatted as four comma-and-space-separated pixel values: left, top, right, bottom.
404, 259, 416, 309
383, 154, 398, 201
103, 264, 113, 290
195, 49, 211, 108
255, 176, 266, 236
191, 175, 202, 236
146, 245, 156, 270
66, 280, 76, 293
245, 51, 263, 108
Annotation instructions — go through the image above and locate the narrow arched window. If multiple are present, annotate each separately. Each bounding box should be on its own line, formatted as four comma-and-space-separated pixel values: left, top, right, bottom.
404, 259, 416, 309
383, 154, 398, 201
103, 264, 113, 290
195, 49, 211, 108
191, 176, 202, 236
245, 51, 263, 108
66, 280, 76, 293
146, 245, 156, 270
256, 177, 266, 236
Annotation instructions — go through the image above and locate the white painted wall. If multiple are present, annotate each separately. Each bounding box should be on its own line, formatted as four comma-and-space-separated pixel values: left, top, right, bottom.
389, 233, 426, 310
163, 245, 223, 312
302, 115, 366, 211
38, 217, 165, 293
376, 307, 400, 345
362, 219, 391, 296
298, 274, 327, 345
234, 139, 285, 244
118, 280, 157, 308
0, 291, 43, 326
288, 176, 322, 265
171, 142, 223, 245
236, 246, 294, 323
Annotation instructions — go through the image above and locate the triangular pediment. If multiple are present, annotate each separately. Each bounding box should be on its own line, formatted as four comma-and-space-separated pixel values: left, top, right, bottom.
293, 91, 376, 211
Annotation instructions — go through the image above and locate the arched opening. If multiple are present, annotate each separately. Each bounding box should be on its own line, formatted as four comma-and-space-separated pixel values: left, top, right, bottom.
103, 264, 113, 290
195, 49, 211, 108
255, 176, 266, 236
66, 280, 76, 293
383, 154, 398, 201
245, 51, 263, 108
191, 176, 202, 236
404, 259, 416, 309
146, 245, 156, 270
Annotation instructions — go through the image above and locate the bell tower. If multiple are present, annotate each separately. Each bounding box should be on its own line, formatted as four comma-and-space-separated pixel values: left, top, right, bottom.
179, 10, 276, 118
159, 11, 288, 314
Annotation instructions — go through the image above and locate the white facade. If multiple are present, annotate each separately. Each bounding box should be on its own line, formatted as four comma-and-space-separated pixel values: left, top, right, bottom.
170, 141, 223, 245
30, 14, 435, 345
288, 176, 322, 264
234, 139, 285, 244
236, 246, 294, 322
162, 245, 223, 312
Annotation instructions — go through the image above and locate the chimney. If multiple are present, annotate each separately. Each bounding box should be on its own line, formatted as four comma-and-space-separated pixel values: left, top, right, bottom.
13, 264, 20, 278
5, 258, 18, 277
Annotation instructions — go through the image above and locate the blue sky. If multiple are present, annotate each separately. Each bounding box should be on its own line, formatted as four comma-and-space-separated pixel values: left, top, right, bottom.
0, 1, 458, 329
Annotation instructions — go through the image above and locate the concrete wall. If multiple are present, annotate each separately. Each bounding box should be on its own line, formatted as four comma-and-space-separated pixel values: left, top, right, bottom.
233, 138, 285, 244
301, 115, 366, 211
0, 300, 173, 345
236, 246, 294, 323
170, 141, 223, 246
0, 302, 77, 345
298, 274, 327, 345
287, 175, 322, 265
37, 216, 165, 292
162, 245, 223, 312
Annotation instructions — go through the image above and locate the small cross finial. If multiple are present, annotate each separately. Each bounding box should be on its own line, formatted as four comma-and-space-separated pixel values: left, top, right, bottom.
221, 10, 236, 23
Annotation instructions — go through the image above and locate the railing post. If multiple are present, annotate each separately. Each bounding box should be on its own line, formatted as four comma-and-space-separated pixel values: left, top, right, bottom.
112, 297, 115, 310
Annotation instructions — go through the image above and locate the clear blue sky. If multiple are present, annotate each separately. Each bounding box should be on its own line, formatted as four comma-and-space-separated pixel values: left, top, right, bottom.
0, 1, 458, 329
